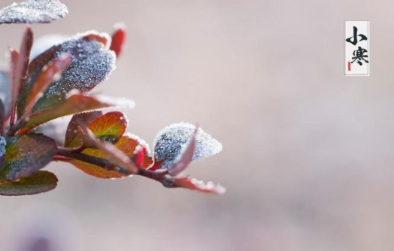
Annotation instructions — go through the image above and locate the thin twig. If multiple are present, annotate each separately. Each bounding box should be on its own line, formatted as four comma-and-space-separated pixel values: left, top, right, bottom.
56, 147, 177, 188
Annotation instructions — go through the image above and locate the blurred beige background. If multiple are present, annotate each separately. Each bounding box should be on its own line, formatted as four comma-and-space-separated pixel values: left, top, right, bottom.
1, 0, 394, 250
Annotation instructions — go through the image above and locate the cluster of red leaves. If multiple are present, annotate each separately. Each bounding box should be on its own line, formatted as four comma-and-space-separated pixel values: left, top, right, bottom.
0, 0, 225, 196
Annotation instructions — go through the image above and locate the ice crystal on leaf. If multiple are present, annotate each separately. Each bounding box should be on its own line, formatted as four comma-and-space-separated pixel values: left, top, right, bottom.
153, 123, 223, 169
17, 31, 116, 115
0, 0, 68, 24
38, 32, 115, 109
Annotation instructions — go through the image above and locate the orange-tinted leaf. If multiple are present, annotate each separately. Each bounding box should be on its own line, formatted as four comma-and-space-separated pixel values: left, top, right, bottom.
0, 0, 68, 24
82, 33, 110, 48
24, 54, 72, 116
110, 24, 126, 58
0, 133, 57, 181
68, 134, 152, 178
87, 129, 138, 174
68, 154, 123, 179
18, 94, 114, 134
173, 177, 226, 195
64, 111, 102, 148
17, 32, 116, 116
88, 111, 127, 143
115, 135, 153, 169
0, 171, 57, 196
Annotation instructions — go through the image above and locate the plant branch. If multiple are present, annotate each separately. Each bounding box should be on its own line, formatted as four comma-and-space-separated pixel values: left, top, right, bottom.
55, 147, 179, 188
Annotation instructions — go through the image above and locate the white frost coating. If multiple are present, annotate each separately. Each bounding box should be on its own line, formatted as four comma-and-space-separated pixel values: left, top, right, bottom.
0, 0, 68, 24
75, 30, 112, 49
35, 32, 116, 111
153, 122, 222, 169
0, 135, 6, 158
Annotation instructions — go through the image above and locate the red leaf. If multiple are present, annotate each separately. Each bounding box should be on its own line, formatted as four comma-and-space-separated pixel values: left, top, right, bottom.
9, 47, 19, 81
117, 135, 152, 169
110, 23, 126, 58
17, 43, 61, 118
3, 48, 18, 119
23, 54, 72, 116
173, 177, 226, 194
10, 27, 33, 125
82, 33, 110, 48
64, 111, 102, 148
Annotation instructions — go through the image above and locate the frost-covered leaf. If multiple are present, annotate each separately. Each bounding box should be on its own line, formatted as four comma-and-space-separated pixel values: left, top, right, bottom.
0, 171, 57, 196
0, 133, 57, 181
153, 123, 222, 169
88, 111, 127, 143
17, 31, 116, 117
172, 177, 226, 194
64, 111, 102, 148
18, 93, 115, 134
68, 134, 152, 178
110, 23, 126, 58
167, 127, 197, 176
23, 54, 72, 116
0, 0, 68, 24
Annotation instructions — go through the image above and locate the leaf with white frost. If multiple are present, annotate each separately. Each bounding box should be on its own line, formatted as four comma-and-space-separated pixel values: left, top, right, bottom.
0, 0, 68, 24
153, 123, 222, 169
17, 31, 116, 116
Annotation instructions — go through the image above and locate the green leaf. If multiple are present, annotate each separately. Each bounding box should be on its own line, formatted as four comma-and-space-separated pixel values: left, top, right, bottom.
88, 111, 127, 143
1, 133, 57, 181
0, 171, 58, 196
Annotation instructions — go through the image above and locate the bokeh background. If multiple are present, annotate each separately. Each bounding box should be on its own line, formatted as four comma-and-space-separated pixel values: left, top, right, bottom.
1, 0, 394, 250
